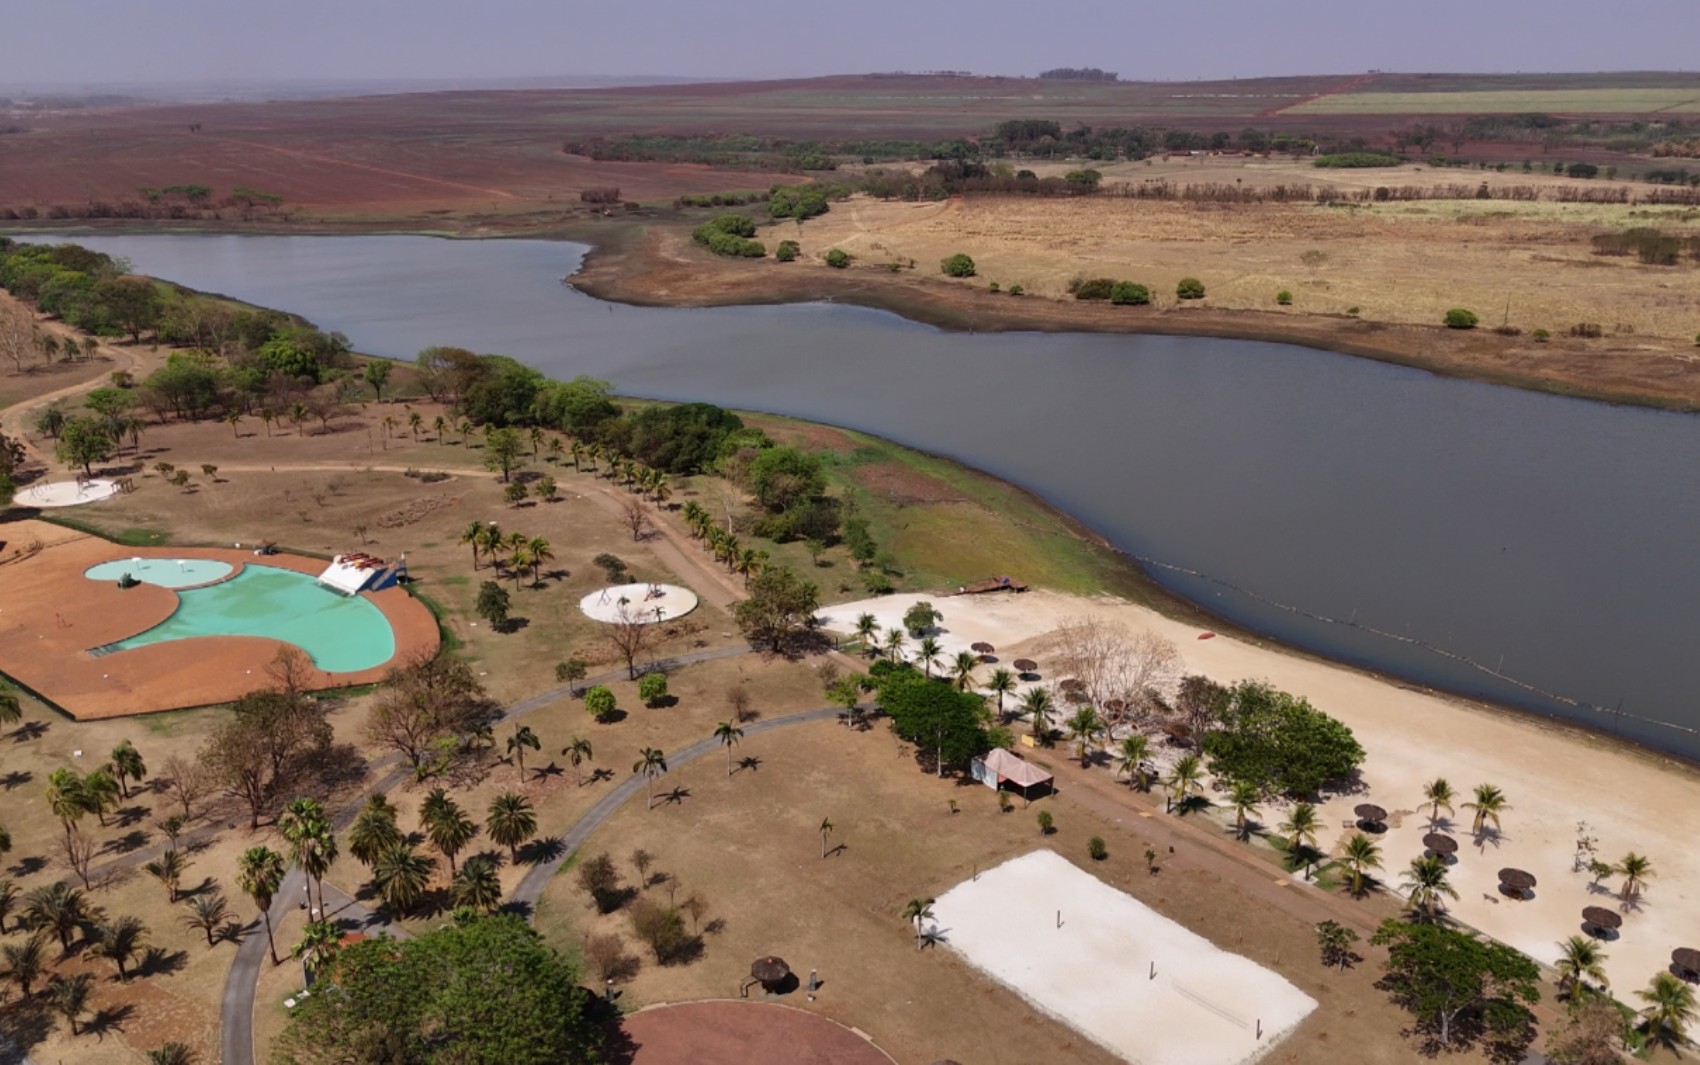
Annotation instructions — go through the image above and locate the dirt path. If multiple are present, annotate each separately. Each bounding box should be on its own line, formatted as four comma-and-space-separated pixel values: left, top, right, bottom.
0, 306, 149, 469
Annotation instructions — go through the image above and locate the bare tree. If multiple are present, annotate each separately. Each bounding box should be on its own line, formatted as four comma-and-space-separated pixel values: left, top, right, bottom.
727, 684, 754, 723
1038, 616, 1180, 728
159, 755, 209, 820
606, 603, 658, 681
201, 717, 272, 829
621, 496, 651, 542
0, 300, 34, 375
265, 647, 313, 698
366, 651, 501, 772
60, 827, 97, 889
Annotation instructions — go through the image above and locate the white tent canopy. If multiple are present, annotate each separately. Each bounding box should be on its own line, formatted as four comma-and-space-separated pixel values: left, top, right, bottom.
974, 748, 1054, 791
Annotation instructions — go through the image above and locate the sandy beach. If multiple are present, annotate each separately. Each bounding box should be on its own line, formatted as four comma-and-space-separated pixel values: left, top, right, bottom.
821, 590, 1700, 993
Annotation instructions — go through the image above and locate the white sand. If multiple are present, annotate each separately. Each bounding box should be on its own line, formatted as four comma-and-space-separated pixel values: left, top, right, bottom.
932, 851, 1316, 1065
18, 479, 118, 508
579, 583, 698, 625
825, 591, 1700, 991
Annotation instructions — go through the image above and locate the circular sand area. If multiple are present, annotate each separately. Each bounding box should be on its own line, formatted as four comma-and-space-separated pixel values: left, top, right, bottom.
18, 479, 118, 508
579, 583, 697, 625
621, 1001, 894, 1065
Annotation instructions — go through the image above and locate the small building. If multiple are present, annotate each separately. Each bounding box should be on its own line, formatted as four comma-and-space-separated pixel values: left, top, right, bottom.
317, 552, 406, 595
971, 747, 1054, 799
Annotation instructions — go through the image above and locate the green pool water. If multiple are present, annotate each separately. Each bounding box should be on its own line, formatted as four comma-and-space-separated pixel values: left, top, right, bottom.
97, 565, 395, 672
85, 558, 234, 589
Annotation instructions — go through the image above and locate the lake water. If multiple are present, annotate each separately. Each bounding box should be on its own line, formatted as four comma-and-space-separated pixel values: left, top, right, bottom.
28, 232, 1700, 760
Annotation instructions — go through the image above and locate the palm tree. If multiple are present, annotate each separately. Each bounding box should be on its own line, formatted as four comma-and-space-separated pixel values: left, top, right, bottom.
432, 414, 447, 440
1553, 936, 1610, 999
147, 1043, 195, 1065
1116, 735, 1151, 791
1401, 855, 1459, 921
372, 842, 434, 915
1064, 707, 1103, 767
292, 919, 343, 984
289, 401, 310, 435
633, 747, 669, 810
423, 796, 477, 876
569, 440, 585, 470
734, 548, 764, 585
1228, 781, 1262, 840
25, 881, 91, 949
182, 891, 233, 946
884, 627, 906, 663
526, 537, 553, 584
986, 668, 1018, 717
486, 793, 537, 863
46, 768, 88, 840
459, 520, 485, 569
1615, 852, 1654, 904
1167, 753, 1206, 813
236, 845, 286, 965
110, 740, 146, 798
546, 436, 565, 465
144, 848, 187, 903
902, 897, 935, 950
259, 408, 276, 437
81, 767, 119, 826
45, 971, 94, 1035
1462, 783, 1508, 839
1280, 802, 1322, 876
2, 936, 44, 998
1422, 777, 1455, 828
819, 817, 835, 859
347, 795, 403, 868
453, 855, 502, 912
917, 636, 943, 678
506, 546, 531, 588
950, 651, 979, 692
0, 879, 16, 934
280, 797, 336, 914
1637, 970, 1697, 1046
714, 721, 744, 776
91, 915, 148, 980
0, 691, 20, 729
853, 613, 880, 656
407, 411, 423, 440
563, 737, 594, 787
1020, 687, 1055, 743
224, 409, 243, 437
1339, 832, 1383, 897
507, 725, 541, 781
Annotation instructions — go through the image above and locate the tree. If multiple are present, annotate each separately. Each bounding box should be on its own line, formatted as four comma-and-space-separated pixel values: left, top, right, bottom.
1281, 802, 1321, 875
1554, 936, 1609, 999
347, 794, 403, 868
372, 842, 435, 915
917, 636, 943, 678
1020, 687, 1054, 742
56, 416, 113, 476
1202, 680, 1363, 797
903, 601, 943, 637
367, 652, 501, 773
92, 915, 148, 980
1316, 919, 1360, 970
2, 935, 44, 998
145, 848, 187, 903
1228, 780, 1261, 840
483, 427, 527, 482
709, 720, 747, 776
1547, 996, 1631, 1065
853, 613, 880, 655
475, 580, 512, 632
507, 725, 541, 781
423, 791, 477, 875
1340, 832, 1383, 897
950, 651, 979, 691
562, 737, 594, 786
819, 816, 835, 859
902, 897, 935, 950
583, 686, 617, 723
578, 853, 623, 913
1176, 276, 1206, 300
883, 627, 906, 662
877, 669, 993, 776
454, 855, 503, 912
1402, 855, 1460, 921
486, 793, 537, 862
940, 253, 976, 278
237, 845, 287, 965
276, 914, 601, 1065
46, 971, 95, 1035
1116, 735, 1151, 791
638, 672, 669, 707
0, 879, 15, 935
1423, 777, 1455, 828
1462, 784, 1508, 839
182, 891, 233, 946
825, 248, 850, 268
1167, 753, 1206, 812
281, 797, 336, 915
985, 668, 1017, 716
1615, 852, 1653, 903
60, 826, 97, 889
1444, 308, 1479, 329
25, 881, 91, 950
1039, 616, 1179, 727
734, 566, 820, 654
1064, 707, 1103, 767
109, 739, 146, 798
147, 1044, 195, 1065
633, 747, 668, 810
292, 919, 343, 984
1370, 919, 1540, 1053
362, 359, 391, 400
1635, 970, 1696, 1047
159, 754, 208, 819
46, 767, 89, 840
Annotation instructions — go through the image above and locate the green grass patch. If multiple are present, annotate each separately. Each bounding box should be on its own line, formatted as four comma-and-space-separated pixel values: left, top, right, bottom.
1290, 88, 1700, 115
409, 589, 461, 652
40, 514, 170, 546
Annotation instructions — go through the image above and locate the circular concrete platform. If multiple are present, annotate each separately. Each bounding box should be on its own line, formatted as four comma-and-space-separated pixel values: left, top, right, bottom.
18, 479, 119, 508
619, 1001, 895, 1065
579, 583, 697, 625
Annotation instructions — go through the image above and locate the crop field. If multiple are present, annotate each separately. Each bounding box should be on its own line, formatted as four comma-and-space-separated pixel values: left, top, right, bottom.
1288, 88, 1700, 115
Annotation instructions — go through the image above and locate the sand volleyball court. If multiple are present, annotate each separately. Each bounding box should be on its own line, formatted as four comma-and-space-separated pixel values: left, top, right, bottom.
932, 850, 1316, 1065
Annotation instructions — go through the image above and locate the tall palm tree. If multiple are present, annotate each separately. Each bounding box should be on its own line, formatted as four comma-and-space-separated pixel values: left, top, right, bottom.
950, 651, 979, 692
424, 798, 476, 877
45, 971, 94, 1035
819, 817, 834, 859
734, 548, 765, 585
1636, 971, 1697, 1046
634, 747, 669, 810
1422, 777, 1456, 829
236, 845, 286, 965
109, 740, 146, 799
528, 425, 544, 457
1228, 781, 1262, 841
292, 919, 343, 985
224, 409, 243, 437
452, 855, 502, 912
281, 801, 337, 917
1280, 802, 1322, 876
506, 546, 531, 588
91, 915, 148, 980
1117, 735, 1152, 791
1462, 783, 1508, 839
986, 668, 1018, 717
147, 1044, 195, 1065
1064, 707, 1103, 768
0, 879, 16, 935
0, 691, 20, 730
854, 613, 880, 656
347, 794, 402, 868
2, 936, 45, 998
1020, 687, 1055, 743
407, 411, 423, 440
546, 436, 564, 465
526, 537, 554, 584
1401, 855, 1459, 921
1340, 832, 1383, 897
46, 768, 88, 841
459, 520, 485, 569
884, 627, 907, 663
432, 414, 447, 440
1168, 753, 1206, 812
25, 881, 91, 949
144, 849, 187, 903
714, 722, 744, 776
1553, 936, 1610, 999
902, 897, 936, 951
485, 793, 537, 863
917, 636, 944, 678
1615, 852, 1654, 903
563, 737, 594, 787
372, 843, 434, 915
81, 767, 120, 826
506, 725, 541, 782
182, 891, 233, 946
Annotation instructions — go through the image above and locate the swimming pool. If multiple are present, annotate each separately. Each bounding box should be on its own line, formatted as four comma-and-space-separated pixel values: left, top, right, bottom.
94, 564, 395, 672
85, 558, 235, 589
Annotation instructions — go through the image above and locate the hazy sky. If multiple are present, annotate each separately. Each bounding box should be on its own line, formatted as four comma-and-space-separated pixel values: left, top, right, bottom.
7, 0, 1698, 87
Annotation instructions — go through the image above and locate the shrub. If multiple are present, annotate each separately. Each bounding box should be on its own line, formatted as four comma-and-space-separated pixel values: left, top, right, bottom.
554, 659, 588, 684
1088, 836, 1108, 861
1109, 281, 1151, 306
577, 852, 623, 913
1037, 810, 1054, 835
988, 281, 1000, 292
1176, 277, 1206, 300
767, 185, 829, 221
593, 553, 628, 582
1313, 152, 1402, 169
1492, 325, 1522, 337
1008, 284, 1024, 296
630, 898, 691, 964
638, 672, 668, 707
1072, 277, 1115, 301
1443, 308, 1479, 329
1532, 329, 1550, 342
1346, 306, 1360, 316
584, 686, 616, 721
862, 570, 894, 595
775, 240, 799, 262
1570, 322, 1603, 339
940, 253, 977, 278
690, 215, 765, 258
1276, 290, 1293, 306
825, 248, 850, 269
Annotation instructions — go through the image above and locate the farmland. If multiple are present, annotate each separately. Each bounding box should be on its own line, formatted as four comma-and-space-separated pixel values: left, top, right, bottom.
1288, 88, 1700, 115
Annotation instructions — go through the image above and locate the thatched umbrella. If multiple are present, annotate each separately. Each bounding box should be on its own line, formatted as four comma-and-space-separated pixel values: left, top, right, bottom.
1422, 832, 1458, 857
1582, 906, 1622, 936
1104, 699, 1127, 719
1497, 868, 1536, 898
750, 955, 790, 989
1059, 678, 1086, 693
1354, 803, 1388, 827
1012, 658, 1038, 674
1671, 948, 1700, 980
970, 642, 995, 656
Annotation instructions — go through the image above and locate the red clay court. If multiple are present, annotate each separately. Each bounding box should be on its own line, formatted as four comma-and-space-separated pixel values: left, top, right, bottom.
619, 1001, 896, 1065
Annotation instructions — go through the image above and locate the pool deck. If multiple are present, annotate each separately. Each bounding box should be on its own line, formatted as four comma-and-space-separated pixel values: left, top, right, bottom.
0, 519, 439, 720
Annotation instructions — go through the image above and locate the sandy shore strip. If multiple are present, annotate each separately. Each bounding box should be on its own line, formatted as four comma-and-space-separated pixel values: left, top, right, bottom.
821, 590, 1700, 992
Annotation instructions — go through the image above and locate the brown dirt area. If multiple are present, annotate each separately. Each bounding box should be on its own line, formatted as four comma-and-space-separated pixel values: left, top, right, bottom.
848, 461, 970, 506
621, 1001, 896, 1065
